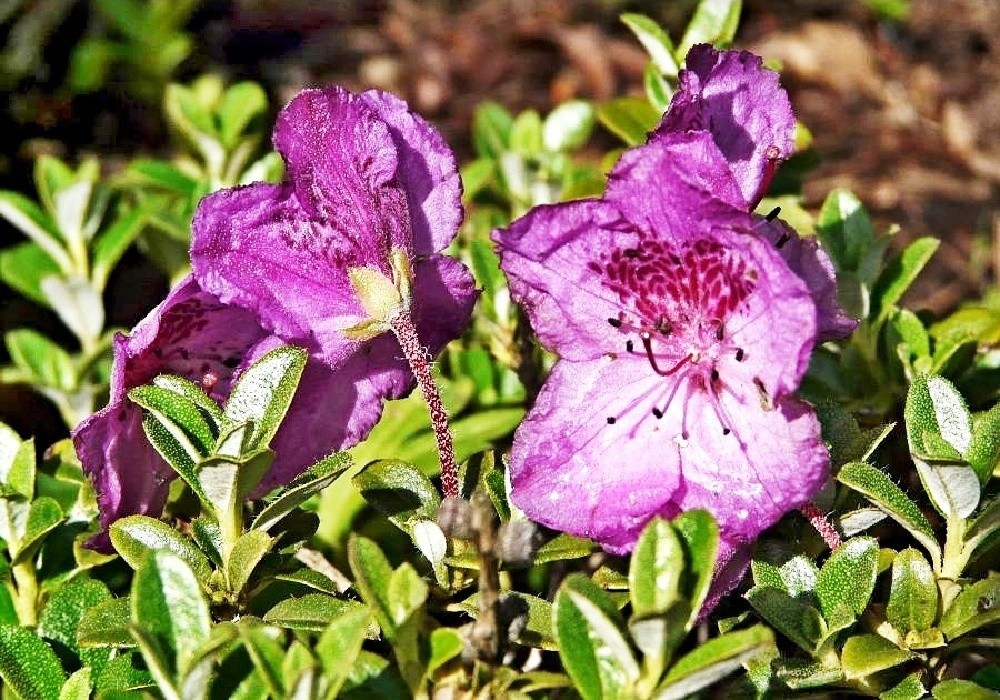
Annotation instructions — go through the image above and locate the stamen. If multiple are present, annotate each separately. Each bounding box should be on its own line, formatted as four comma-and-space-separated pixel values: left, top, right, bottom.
651, 407, 663, 419
736, 348, 745, 361
723, 427, 731, 435
607, 317, 622, 328
715, 322, 724, 341
655, 317, 672, 335
625, 340, 634, 353
710, 368, 719, 383
607, 416, 617, 424
765, 206, 781, 221
641, 333, 691, 377
776, 231, 791, 249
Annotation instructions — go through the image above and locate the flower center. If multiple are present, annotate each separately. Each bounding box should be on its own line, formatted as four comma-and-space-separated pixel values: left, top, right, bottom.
590, 235, 761, 435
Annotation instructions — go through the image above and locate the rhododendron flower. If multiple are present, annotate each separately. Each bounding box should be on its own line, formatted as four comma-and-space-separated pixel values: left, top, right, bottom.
72, 277, 276, 549
74, 86, 476, 546
192, 86, 476, 491
493, 48, 834, 605
654, 44, 857, 341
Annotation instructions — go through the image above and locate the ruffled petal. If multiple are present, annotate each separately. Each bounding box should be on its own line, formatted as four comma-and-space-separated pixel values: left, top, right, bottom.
757, 218, 858, 341
360, 90, 463, 254
699, 537, 751, 618
272, 86, 411, 267
509, 359, 683, 554
666, 394, 829, 541
191, 182, 368, 367
655, 44, 795, 207
494, 199, 638, 362
411, 255, 479, 354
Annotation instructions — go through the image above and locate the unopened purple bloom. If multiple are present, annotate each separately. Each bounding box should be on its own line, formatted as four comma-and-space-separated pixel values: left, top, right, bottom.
655, 44, 857, 341
494, 119, 830, 604
72, 277, 276, 549
191, 86, 477, 490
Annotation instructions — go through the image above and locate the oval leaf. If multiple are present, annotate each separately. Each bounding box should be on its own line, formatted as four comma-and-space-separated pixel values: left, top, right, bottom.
629, 517, 683, 618
110, 515, 212, 582
223, 345, 306, 453
815, 537, 879, 622
886, 549, 937, 634
0, 623, 65, 700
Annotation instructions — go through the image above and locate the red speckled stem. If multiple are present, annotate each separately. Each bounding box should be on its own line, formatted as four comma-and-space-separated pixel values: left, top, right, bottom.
391, 309, 459, 498
800, 501, 842, 551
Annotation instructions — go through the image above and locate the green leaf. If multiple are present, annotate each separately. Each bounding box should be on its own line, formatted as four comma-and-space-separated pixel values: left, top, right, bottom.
596, 97, 660, 146
39, 578, 112, 656
216, 82, 268, 148
5, 329, 76, 390
678, 0, 743, 56
0, 242, 62, 306
90, 208, 145, 291
0, 190, 71, 272
880, 673, 927, 700
427, 627, 464, 675
0, 624, 65, 700
816, 189, 877, 275
672, 509, 720, 618
532, 533, 598, 564
316, 606, 371, 697
871, 237, 939, 323
388, 562, 428, 629
456, 591, 555, 649
967, 403, 1000, 484
0, 422, 36, 498
353, 459, 441, 530
110, 515, 213, 582
222, 345, 306, 453
644, 63, 674, 113
263, 594, 371, 633
621, 13, 679, 76
886, 549, 937, 634
815, 537, 879, 622
837, 461, 940, 568
251, 452, 351, 532
198, 449, 273, 522
122, 158, 200, 195
59, 667, 92, 700
94, 650, 154, 693
133, 407, 207, 499
967, 496, 1000, 552
347, 535, 395, 635
553, 574, 640, 700
939, 577, 1000, 640
932, 679, 1000, 700
629, 517, 683, 617
745, 586, 824, 653
41, 275, 105, 346
131, 549, 211, 678
236, 623, 286, 699
77, 597, 134, 648
510, 110, 544, 157
656, 625, 773, 700
542, 100, 595, 152
840, 633, 914, 680
14, 496, 65, 563
472, 102, 514, 159
227, 530, 272, 596
906, 374, 972, 457
130, 384, 216, 459
191, 517, 223, 566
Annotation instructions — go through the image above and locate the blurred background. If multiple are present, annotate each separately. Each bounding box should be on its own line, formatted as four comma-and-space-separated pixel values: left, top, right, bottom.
2, 0, 998, 445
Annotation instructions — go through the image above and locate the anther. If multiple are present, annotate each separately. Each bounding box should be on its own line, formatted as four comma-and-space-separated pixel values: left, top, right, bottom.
736, 348, 745, 362
626, 340, 634, 353
652, 407, 663, 419
765, 206, 781, 221
607, 317, 622, 328
710, 368, 719, 382
655, 317, 672, 336
607, 416, 617, 424
715, 323, 724, 341
776, 231, 791, 249
723, 427, 731, 435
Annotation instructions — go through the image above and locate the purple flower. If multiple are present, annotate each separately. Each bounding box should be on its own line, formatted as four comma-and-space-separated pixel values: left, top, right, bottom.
72, 277, 276, 550
654, 44, 857, 341
74, 86, 476, 547
493, 50, 833, 602
191, 86, 476, 489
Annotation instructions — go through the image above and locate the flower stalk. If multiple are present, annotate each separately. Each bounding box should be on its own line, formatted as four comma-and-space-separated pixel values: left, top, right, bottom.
391, 308, 460, 498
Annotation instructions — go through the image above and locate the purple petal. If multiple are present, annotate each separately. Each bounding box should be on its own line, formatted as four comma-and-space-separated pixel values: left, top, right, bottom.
654, 44, 795, 208
758, 218, 858, 341
665, 395, 829, 541
509, 359, 683, 554
272, 86, 411, 266
493, 199, 638, 362
699, 538, 751, 618
607, 131, 746, 217
72, 276, 274, 550
360, 90, 463, 254
191, 182, 367, 368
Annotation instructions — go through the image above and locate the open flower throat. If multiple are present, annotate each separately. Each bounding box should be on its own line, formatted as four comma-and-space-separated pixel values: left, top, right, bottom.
595, 236, 762, 434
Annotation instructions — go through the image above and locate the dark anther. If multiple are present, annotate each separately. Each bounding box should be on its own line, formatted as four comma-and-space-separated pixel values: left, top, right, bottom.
715, 323, 724, 341
652, 407, 663, 419
607, 317, 622, 328
222, 356, 239, 369
723, 427, 732, 435
765, 206, 781, 221
710, 369, 720, 382
736, 348, 745, 361
606, 416, 617, 424
626, 340, 634, 353
776, 231, 791, 249
624, 248, 640, 259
